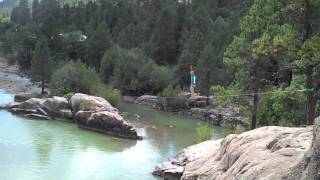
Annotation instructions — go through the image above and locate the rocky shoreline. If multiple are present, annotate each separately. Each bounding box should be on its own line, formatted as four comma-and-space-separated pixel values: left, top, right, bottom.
154, 125, 315, 179
124, 95, 245, 128
1, 93, 142, 140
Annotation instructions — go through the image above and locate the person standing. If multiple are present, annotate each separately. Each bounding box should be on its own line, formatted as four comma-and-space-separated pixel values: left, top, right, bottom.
190, 65, 197, 96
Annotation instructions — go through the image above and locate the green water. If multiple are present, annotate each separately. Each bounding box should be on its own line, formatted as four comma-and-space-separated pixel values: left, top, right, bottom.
0, 90, 230, 180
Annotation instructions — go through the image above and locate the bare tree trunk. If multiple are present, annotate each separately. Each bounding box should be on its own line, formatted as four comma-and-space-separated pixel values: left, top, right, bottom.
41, 79, 45, 94
303, 0, 315, 125
306, 69, 316, 125
251, 92, 258, 130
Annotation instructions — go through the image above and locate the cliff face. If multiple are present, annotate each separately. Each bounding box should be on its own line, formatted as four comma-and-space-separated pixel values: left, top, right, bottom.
154, 126, 314, 180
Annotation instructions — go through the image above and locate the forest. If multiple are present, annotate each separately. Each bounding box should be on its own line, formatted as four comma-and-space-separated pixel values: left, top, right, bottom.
0, 0, 320, 129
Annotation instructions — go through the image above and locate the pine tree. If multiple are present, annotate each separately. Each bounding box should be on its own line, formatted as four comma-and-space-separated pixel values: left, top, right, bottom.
224, 0, 285, 129
31, 37, 51, 94
11, 0, 30, 26
31, 0, 40, 22
86, 22, 112, 70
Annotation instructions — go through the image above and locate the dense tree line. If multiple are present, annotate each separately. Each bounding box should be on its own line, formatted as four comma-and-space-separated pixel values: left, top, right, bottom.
0, 0, 320, 129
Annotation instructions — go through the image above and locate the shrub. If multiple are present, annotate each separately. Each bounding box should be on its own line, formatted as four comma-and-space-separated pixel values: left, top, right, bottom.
90, 83, 122, 106
100, 47, 173, 95
51, 61, 122, 107
63, 92, 75, 101
50, 61, 101, 96
158, 85, 181, 97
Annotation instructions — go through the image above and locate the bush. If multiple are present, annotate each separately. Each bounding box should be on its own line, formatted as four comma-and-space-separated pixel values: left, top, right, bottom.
63, 92, 75, 101
196, 124, 212, 143
90, 83, 122, 106
50, 61, 101, 95
158, 85, 181, 97
51, 61, 122, 107
100, 47, 173, 95
257, 76, 305, 127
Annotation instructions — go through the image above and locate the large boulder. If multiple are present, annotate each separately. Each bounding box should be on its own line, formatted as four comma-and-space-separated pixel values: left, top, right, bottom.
70, 93, 118, 113
187, 96, 209, 108
160, 97, 188, 112
76, 111, 141, 140
208, 107, 243, 128
134, 95, 161, 109
153, 140, 221, 179
154, 126, 313, 180
14, 93, 42, 102
7, 97, 72, 120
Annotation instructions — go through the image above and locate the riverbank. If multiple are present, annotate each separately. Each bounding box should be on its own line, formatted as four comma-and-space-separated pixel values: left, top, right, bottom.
0, 57, 39, 94
124, 95, 246, 129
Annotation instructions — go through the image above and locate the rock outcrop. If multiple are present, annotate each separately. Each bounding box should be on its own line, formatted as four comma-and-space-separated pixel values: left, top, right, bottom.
154, 126, 313, 180
134, 95, 161, 109
4, 93, 141, 140
71, 93, 141, 140
133, 94, 244, 128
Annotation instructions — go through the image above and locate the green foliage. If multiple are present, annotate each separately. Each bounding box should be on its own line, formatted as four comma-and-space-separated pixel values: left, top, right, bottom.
210, 84, 243, 106
50, 61, 121, 106
90, 83, 122, 106
158, 85, 181, 97
196, 124, 212, 143
85, 22, 112, 69
79, 100, 91, 111
101, 47, 173, 95
50, 61, 100, 95
257, 75, 306, 126
63, 92, 74, 101
11, 0, 30, 26
31, 37, 51, 81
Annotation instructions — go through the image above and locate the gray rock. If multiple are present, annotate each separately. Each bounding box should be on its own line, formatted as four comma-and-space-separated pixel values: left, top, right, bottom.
70, 93, 118, 113
160, 97, 188, 112
181, 126, 312, 180
14, 93, 42, 102
123, 96, 137, 103
134, 95, 160, 109
76, 111, 141, 140
187, 96, 209, 108
24, 114, 51, 120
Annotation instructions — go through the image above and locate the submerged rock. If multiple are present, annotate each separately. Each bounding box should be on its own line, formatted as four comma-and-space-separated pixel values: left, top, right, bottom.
154, 126, 313, 180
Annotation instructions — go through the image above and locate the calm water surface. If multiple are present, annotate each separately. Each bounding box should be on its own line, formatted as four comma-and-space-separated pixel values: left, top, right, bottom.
0, 90, 229, 180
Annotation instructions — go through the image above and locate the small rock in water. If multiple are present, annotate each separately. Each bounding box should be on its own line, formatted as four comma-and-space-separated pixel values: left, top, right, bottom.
134, 114, 140, 119
168, 125, 175, 128
151, 125, 157, 130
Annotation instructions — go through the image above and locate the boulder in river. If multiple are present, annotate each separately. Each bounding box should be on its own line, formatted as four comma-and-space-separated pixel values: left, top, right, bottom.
70, 93, 118, 113
76, 111, 141, 140
14, 93, 46, 102
154, 126, 313, 180
71, 93, 142, 140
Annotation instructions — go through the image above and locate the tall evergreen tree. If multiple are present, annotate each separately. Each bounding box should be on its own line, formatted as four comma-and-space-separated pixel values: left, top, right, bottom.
11, 0, 30, 26
31, 37, 51, 94
31, 0, 41, 22
86, 22, 112, 70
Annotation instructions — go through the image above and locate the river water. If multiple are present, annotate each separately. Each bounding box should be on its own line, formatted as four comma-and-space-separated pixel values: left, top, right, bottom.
0, 90, 230, 180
